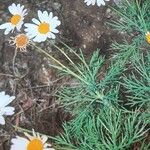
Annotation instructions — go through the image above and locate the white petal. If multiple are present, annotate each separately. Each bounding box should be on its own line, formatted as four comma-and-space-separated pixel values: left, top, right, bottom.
43, 11, 48, 18
86, 0, 92, 6
48, 32, 56, 39
43, 11, 49, 22
25, 31, 37, 39
4, 25, 14, 35
0, 92, 15, 108
97, 0, 105, 6
9, 3, 27, 17
33, 34, 47, 43
32, 129, 37, 137
20, 5, 25, 12
17, 4, 21, 10
24, 23, 38, 34
22, 9, 28, 16
38, 10, 44, 22
84, 0, 97, 6
17, 4, 24, 13
32, 18, 40, 25
0, 115, 5, 125
51, 17, 61, 25
24, 23, 38, 38
38, 10, 50, 23
44, 148, 55, 150
51, 28, 59, 33
84, 0, 108, 6
49, 12, 53, 19
42, 135, 48, 143
26, 32, 37, 39
8, 3, 18, 15
16, 21, 23, 31
24, 132, 34, 140
24, 23, 38, 29
50, 19, 61, 30
16, 4, 24, 14
10, 136, 29, 150
92, 0, 96, 5
0, 91, 5, 96
0, 22, 11, 29
1, 106, 15, 116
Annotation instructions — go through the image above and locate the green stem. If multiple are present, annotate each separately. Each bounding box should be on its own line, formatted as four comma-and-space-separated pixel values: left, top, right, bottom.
13, 48, 18, 76
48, 41, 86, 78
32, 42, 89, 85
60, 41, 94, 79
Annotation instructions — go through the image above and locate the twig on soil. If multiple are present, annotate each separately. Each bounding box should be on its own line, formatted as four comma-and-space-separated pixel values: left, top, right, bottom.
12, 48, 18, 76
0, 73, 17, 78
0, 70, 29, 79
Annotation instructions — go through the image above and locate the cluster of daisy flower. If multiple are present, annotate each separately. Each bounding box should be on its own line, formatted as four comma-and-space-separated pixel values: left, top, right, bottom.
0, 1, 110, 51
0, 3, 61, 52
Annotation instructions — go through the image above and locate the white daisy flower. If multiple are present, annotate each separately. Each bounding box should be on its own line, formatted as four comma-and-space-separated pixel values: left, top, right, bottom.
24, 10, 61, 43
0, 91, 15, 125
10, 130, 55, 150
84, 0, 110, 6
0, 3, 27, 35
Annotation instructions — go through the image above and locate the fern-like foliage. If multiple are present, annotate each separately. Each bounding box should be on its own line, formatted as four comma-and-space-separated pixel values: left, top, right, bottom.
111, 0, 150, 34
57, 49, 122, 116
122, 51, 150, 123
55, 108, 148, 150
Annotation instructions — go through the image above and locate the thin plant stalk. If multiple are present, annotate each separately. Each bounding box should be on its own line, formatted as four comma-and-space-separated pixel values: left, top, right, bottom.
31, 42, 89, 85
60, 41, 93, 78
48, 41, 86, 78
12, 48, 18, 76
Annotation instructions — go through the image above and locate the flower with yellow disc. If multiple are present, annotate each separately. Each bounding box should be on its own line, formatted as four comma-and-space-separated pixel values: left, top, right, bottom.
10, 129, 55, 150
24, 10, 61, 43
0, 3, 27, 35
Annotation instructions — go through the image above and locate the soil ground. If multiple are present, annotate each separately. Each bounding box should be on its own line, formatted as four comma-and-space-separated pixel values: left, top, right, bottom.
0, 0, 120, 149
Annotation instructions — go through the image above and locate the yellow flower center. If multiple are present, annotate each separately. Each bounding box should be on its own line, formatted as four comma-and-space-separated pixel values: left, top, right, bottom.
15, 34, 29, 48
10, 14, 21, 25
38, 22, 50, 34
146, 32, 150, 44
27, 139, 44, 150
